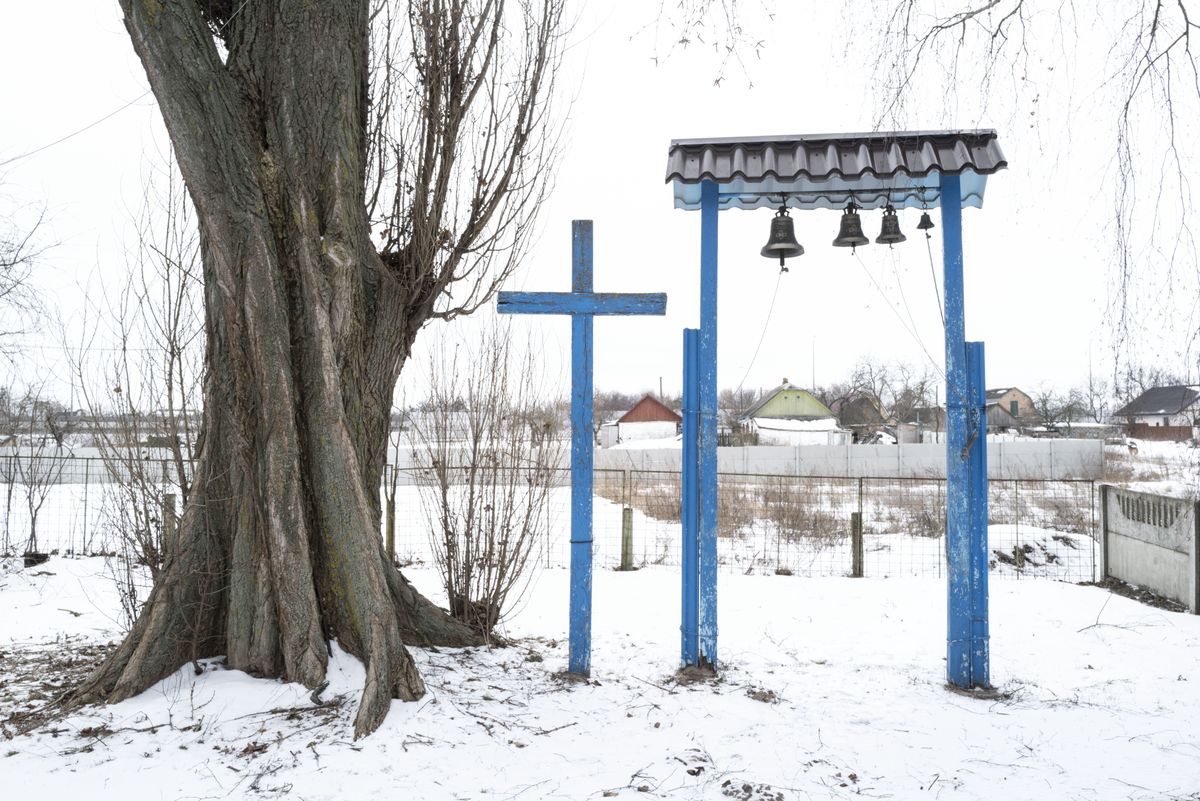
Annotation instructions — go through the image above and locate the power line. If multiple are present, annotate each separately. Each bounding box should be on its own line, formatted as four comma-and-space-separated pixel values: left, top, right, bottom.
0, 0, 255, 169
0, 92, 154, 169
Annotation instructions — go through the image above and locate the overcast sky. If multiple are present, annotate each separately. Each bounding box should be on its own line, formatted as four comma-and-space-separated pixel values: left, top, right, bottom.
2, 1, 1196, 405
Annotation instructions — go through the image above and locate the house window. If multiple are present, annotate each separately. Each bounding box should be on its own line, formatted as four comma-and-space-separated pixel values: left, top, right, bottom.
1164, 416, 1171, 426
1009, 400, 1018, 418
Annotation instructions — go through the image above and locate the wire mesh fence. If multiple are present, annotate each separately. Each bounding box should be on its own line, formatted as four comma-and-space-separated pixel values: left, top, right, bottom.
0, 455, 1098, 582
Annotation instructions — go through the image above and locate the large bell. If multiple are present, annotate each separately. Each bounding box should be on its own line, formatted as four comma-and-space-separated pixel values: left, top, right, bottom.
832, 203, 869, 250
875, 205, 907, 246
760, 206, 804, 269
916, 211, 935, 238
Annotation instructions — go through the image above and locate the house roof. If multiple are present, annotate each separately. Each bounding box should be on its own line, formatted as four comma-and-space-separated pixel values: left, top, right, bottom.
740, 381, 834, 421
617, 395, 681, 424
666, 129, 1006, 212
1113, 385, 1200, 418
984, 402, 1019, 422
985, 387, 1019, 400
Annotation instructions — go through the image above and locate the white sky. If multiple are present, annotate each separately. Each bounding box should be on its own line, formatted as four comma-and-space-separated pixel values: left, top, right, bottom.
1, 1, 1196, 405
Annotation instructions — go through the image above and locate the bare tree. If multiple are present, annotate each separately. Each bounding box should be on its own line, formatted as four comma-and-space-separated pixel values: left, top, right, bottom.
0, 188, 49, 355
412, 321, 564, 637
1075, 372, 1113, 423
71, 0, 566, 738
69, 165, 203, 583
0, 384, 70, 559
865, 2, 1200, 379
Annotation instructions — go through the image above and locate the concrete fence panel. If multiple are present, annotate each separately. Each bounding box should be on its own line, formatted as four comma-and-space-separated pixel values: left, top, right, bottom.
1100, 484, 1199, 611
592, 440, 1103, 480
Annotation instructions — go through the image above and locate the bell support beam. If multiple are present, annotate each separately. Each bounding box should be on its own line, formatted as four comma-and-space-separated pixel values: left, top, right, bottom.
681, 327, 700, 666
698, 179, 719, 668
941, 173, 991, 689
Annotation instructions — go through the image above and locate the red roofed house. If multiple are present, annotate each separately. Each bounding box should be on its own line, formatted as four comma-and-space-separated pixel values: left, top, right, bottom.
606, 394, 681, 445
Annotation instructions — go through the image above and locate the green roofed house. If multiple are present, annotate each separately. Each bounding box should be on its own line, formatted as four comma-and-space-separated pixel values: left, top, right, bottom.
737, 379, 850, 446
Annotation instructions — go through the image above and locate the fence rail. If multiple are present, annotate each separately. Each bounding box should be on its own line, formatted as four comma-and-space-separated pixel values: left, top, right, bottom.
0, 455, 1098, 582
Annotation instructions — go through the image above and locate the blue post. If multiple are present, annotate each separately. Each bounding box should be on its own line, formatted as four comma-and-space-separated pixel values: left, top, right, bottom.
965, 341, 991, 686
569, 221, 594, 676
942, 173, 990, 688
698, 179, 719, 668
681, 328, 700, 666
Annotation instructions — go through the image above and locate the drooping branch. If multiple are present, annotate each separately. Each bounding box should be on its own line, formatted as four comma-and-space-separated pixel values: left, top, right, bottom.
370, 0, 567, 328
866, 0, 1200, 376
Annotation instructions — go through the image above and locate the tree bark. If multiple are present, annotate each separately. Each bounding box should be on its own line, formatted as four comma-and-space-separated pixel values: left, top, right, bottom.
72, 0, 483, 738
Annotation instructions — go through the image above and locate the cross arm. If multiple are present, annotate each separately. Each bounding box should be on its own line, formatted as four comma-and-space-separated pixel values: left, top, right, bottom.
497, 291, 667, 316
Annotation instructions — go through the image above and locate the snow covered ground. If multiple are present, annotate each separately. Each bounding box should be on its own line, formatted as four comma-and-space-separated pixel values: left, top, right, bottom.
1108, 440, 1200, 500
4, 555, 1200, 800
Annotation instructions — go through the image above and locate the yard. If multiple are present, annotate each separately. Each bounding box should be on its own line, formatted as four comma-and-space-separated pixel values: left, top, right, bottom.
3, 554, 1200, 800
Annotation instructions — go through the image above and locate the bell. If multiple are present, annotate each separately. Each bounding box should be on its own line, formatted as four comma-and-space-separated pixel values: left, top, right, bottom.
760, 206, 804, 269
875, 205, 907, 246
916, 211, 935, 238
832, 203, 869, 250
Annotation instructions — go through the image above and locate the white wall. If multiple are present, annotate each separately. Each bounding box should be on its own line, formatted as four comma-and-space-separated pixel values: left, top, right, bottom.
593, 440, 1104, 480
617, 420, 677, 442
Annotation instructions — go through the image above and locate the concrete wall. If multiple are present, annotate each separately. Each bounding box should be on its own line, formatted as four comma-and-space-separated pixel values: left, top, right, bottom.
593, 440, 1104, 480
1101, 485, 1200, 611
617, 420, 676, 441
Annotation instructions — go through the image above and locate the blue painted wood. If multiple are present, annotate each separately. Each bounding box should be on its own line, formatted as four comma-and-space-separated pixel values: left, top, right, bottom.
965, 341, 991, 686
698, 179, 719, 668
497, 219, 667, 677
941, 173, 978, 688
498, 292, 667, 316
569, 221, 594, 676
681, 327, 700, 666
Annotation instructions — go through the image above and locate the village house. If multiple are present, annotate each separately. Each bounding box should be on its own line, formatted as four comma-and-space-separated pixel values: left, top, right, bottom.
599, 394, 681, 447
737, 379, 849, 446
829, 394, 888, 442
1113, 385, 1200, 442
984, 387, 1036, 424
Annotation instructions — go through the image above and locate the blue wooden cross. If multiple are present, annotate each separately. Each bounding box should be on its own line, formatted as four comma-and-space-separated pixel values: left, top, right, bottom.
497, 219, 667, 675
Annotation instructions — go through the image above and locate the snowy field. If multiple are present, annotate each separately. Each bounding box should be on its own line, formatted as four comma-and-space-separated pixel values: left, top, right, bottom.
4, 555, 1200, 800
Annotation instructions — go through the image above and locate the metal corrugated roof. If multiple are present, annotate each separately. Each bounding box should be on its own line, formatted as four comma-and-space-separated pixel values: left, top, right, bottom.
666, 129, 1006, 211
1113, 385, 1200, 418
617, 395, 682, 424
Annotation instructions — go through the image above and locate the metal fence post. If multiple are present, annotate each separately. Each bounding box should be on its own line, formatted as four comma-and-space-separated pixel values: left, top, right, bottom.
1193, 498, 1200, 614
1098, 483, 1108, 580
385, 475, 396, 563
620, 507, 634, 571
851, 511, 863, 578
163, 492, 177, 559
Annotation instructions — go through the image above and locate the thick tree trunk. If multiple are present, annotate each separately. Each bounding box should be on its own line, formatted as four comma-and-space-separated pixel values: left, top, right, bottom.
72, 0, 480, 738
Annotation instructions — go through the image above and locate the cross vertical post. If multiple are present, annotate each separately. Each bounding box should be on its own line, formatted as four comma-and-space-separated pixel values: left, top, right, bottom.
497, 220, 667, 677
941, 173, 990, 688
569, 223, 594, 675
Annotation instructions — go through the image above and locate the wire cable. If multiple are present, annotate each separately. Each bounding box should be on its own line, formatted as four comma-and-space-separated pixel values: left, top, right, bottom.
733, 267, 784, 397
0, 93, 153, 169
0, 0, 255, 169
852, 250, 969, 407
925, 233, 945, 326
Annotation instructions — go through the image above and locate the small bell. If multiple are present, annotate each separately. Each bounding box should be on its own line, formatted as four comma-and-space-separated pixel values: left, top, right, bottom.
760, 205, 803, 270
875, 205, 907, 247
916, 211, 935, 238
832, 202, 869, 251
